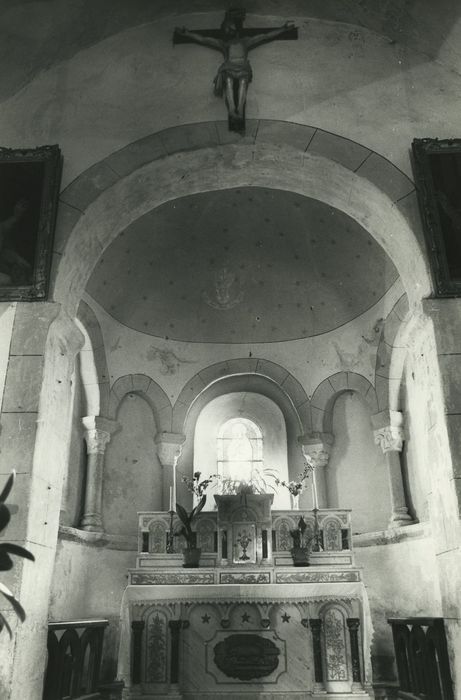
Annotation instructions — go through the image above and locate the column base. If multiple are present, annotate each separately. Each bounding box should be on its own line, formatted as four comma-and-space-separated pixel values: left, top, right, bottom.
80, 513, 103, 531
389, 509, 414, 528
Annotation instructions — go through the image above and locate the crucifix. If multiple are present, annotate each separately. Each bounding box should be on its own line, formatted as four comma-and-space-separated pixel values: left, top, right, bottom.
173, 7, 298, 133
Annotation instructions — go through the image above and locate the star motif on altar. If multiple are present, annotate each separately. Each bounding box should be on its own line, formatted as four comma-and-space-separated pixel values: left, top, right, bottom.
201, 614, 211, 624
281, 613, 291, 623
241, 612, 251, 623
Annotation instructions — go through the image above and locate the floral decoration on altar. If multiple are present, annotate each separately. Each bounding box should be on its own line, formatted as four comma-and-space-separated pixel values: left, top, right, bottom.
181, 471, 218, 498
274, 460, 314, 497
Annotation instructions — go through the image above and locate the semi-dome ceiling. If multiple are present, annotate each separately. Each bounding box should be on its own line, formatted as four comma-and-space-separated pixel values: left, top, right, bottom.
86, 187, 398, 343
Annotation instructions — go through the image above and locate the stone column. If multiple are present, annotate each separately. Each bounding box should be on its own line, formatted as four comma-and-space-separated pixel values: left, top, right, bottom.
373, 410, 413, 528
80, 416, 120, 532
155, 432, 186, 511
299, 433, 333, 508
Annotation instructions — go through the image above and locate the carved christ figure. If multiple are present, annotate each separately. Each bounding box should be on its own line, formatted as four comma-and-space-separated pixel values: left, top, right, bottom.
175, 9, 296, 125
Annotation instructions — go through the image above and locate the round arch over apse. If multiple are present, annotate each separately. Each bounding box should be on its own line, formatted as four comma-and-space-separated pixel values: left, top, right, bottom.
52, 120, 431, 316
177, 367, 308, 485
173, 358, 308, 435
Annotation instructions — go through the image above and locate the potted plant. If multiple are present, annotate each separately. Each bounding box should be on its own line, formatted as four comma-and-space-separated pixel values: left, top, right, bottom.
175, 494, 206, 568
290, 516, 312, 567
175, 471, 217, 567
219, 465, 279, 496
0, 471, 35, 635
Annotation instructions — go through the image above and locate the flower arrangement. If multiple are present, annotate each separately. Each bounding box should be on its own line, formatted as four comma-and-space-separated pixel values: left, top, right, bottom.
219, 466, 279, 495
180, 471, 219, 498
274, 461, 314, 497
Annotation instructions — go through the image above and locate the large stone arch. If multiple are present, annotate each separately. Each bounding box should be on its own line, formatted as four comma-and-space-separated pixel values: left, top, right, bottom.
52, 120, 431, 316
76, 300, 110, 416
173, 357, 309, 435
374, 294, 410, 412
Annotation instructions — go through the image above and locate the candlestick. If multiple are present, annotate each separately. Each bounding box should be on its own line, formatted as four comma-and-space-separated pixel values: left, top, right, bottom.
312, 476, 319, 510
169, 486, 174, 512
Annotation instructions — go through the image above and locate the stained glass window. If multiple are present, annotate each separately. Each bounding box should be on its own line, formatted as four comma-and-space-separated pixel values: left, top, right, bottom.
217, 417, 263, 483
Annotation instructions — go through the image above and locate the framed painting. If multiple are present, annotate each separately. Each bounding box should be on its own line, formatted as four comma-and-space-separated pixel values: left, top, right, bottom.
0, 144, 62, 301
412, 138, 461, 296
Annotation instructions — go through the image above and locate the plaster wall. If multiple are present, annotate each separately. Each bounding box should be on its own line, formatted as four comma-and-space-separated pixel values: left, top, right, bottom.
48, 536, 136, 681
103, 392, 162, 536
328, 391, 389, 534
355, 530, 442, 682
1, 11, 461, 187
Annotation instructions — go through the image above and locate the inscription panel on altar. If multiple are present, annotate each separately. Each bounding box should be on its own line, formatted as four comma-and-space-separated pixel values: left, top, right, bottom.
232, 522, 256, 564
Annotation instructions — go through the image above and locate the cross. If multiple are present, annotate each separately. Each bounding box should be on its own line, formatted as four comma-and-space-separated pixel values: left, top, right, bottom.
173, 7, 298, 133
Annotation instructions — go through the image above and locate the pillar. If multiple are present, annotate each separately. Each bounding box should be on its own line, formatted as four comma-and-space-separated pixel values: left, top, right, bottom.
155, 432, 185, 511
0, 305, 84, 700
309, 618, 324, 690
80, 416, 120, 531
373, 410, 413, 528
131, 620, 145, 685
347, 618, 362, 685
299, 433, 333, 508
168, 620, 183, 689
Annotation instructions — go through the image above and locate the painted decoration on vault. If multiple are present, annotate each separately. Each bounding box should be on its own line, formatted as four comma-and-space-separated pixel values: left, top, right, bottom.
87, 187, 398, 343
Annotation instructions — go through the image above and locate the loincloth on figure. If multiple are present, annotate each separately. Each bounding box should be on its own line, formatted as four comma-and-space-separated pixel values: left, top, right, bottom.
213, 60, 253, 96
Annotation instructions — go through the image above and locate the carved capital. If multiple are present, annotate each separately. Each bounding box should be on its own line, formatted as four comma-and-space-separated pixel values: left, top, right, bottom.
84, 429, 111, 455
374, 425, 404, 453
372, 410, 404, 453
155, 432, 186, 467
299, 432, 333, 468
82, 416, 120, 455
346, 618, 360, 632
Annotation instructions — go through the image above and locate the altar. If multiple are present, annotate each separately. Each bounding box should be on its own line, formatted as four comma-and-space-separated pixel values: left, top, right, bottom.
117, 495, 373, 699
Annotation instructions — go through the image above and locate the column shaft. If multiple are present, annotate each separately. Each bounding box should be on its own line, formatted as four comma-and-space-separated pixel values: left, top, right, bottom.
81, 451, 105, 531
131, 620, 145, 685
347, 618, 362, 683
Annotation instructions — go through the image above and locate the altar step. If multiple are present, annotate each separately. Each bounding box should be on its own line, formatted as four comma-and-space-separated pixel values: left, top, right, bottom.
127, 693, 373, 700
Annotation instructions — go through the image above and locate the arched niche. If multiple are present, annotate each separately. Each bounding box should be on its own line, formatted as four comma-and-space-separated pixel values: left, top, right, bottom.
103, 390, 162, 535
176, 371, 306, 509
328, 390, 389, 533
192, 391, 290, 510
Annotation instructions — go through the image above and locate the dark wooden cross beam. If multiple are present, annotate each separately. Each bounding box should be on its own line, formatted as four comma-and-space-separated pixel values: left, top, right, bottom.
173, 27, 298, 45
173, 9, 298, 133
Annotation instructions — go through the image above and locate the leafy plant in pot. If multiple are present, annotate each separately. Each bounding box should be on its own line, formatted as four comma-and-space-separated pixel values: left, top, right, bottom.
175, 494, 206, 568
290, 516, 312, 567
0, 471, 35, 635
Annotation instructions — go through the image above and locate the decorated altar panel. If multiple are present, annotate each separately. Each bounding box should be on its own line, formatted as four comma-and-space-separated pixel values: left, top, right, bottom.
117, 495, 373, 698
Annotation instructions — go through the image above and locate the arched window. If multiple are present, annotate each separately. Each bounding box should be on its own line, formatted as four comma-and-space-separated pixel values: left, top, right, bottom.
217, 417, 263, 483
